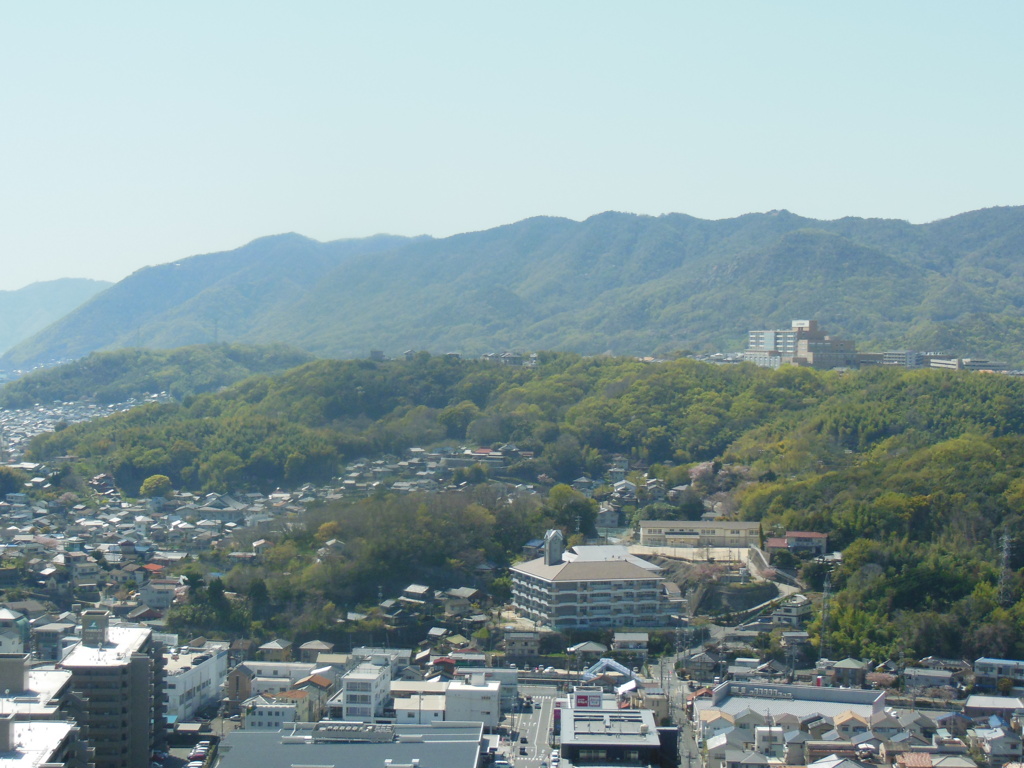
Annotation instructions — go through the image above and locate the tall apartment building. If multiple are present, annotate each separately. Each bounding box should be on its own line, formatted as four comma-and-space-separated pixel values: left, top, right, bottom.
510, 530, 672, 630
0, 653, 92, 766
58, 610, 164, 768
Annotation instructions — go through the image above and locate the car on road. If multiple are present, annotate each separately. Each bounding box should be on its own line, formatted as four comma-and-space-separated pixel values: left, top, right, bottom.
520, 747, 528, 755
520, 736, 528, 743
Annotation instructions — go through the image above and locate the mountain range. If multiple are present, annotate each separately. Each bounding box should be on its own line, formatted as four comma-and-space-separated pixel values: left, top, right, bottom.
0, 278, 111, 359
4, 205, 1024, 369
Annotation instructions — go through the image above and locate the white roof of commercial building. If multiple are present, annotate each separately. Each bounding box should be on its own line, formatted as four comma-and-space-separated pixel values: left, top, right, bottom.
561, 708, 660, 748
391, 680, 450, 695
965, 695, 1024, 710
59, 625, 150, 668
214, 722, 482, 768
694, 682, 885, 722
393, 694, 446, 712
448, 678, 500, 692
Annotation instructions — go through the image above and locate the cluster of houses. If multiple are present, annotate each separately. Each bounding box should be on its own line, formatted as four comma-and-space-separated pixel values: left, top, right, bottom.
690, 673, 1024, 768
0, 395, 171, 461
0, 483, 317, 615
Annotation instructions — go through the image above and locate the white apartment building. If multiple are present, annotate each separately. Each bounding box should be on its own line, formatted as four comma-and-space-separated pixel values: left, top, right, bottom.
241, 693, 298, 730
326, 661, 392, 722
511, 531, 671, 630
446, 676, 501, 729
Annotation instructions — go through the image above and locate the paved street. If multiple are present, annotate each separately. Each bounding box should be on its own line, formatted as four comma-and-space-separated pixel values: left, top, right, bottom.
502, 685, 559, 767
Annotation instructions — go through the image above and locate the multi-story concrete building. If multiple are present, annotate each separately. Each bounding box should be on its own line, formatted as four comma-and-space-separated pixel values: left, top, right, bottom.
326, 661, 392, 722
511, 531, 672, 630
0, 608, 29, 653
0, 714, 92, 768
241, 692, 297, 730
975, 657, 1024, 693
58, 610, 164, 768
745, 320, 859, 370
0, 652, 77, 721
163, 643, 230, 723
559, 706, 666, 766
638, 520, 761, 548
446, 676, 501, 729
772, 594, 813, 627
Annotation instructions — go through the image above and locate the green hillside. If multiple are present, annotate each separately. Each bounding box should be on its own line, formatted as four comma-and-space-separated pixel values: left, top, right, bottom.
0, 343, 314, 408
23, 353, 1024, 659
5, 206, 1024, 368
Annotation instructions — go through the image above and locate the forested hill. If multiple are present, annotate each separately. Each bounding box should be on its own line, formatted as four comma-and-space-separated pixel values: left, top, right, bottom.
0, 344, 315, 408
6, 206, 1024, 369
23, 353, 1024, 659
0, 278, 110, 356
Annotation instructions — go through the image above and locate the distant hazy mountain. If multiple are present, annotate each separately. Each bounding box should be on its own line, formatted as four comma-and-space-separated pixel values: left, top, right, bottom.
0, 278, 111, 358
5, 206, 1024, 368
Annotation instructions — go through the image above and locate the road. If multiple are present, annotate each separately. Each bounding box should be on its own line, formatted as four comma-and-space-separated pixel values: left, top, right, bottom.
650, 658, 701, 768
502, 684, 559, 767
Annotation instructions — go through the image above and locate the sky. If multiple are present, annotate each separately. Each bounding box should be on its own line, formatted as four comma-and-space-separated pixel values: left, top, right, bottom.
1, 2, 1021, 291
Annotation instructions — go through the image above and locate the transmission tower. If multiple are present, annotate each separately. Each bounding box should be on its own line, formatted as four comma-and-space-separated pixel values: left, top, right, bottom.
819, 573, 832, 662
999, 533, 1013, 607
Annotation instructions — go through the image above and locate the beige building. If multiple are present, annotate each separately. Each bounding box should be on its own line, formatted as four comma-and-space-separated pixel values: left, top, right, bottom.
638, 520, 761, 548
745, 320, 859, 370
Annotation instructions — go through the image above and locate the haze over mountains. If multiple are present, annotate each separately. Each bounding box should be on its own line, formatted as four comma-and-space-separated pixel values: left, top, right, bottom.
0, 278, 111, 357
5, 206, 1024, 370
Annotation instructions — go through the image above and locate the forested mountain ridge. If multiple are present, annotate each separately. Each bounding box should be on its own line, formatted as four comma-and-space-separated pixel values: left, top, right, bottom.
23, 352, 1024, 660
0, 233, 420, 369
5, 206, 1024, 369
0, 344, 315, 408
0, 278, 110, 356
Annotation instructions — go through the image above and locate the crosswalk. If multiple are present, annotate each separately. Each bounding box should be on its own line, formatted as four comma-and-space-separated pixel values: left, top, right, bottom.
501, 690, 556, 767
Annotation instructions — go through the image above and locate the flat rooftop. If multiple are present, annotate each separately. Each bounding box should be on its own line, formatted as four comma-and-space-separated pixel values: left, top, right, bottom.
164, 647, 224, 676
0, 668, 74, 717
0, 721, 76, 766
694, 682, 886, 721
60, 626, 151, 668
562, 709, 661, 748
214, 722, 483, 768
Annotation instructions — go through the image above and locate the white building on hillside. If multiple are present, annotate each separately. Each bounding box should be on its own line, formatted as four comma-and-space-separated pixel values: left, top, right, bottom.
511, 530, 671, 630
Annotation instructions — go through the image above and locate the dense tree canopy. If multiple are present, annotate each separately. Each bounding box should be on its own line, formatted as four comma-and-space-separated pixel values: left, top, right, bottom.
20, 351, 1024, 658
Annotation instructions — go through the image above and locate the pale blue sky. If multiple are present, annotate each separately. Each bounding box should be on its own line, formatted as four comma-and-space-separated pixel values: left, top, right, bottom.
1, 2, 1020, 290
